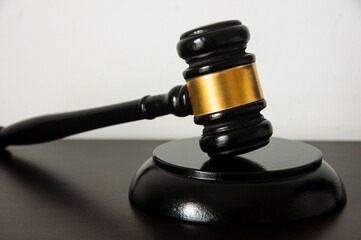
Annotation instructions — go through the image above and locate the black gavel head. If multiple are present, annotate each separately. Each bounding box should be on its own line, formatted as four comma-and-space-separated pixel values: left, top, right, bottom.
177, 20, 273, 158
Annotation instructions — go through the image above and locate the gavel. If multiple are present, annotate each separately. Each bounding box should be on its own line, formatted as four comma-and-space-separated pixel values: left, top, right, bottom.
0, 20, 272, 158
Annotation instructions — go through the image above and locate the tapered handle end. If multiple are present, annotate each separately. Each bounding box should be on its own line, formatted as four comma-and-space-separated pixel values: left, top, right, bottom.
0, 127, 8, 149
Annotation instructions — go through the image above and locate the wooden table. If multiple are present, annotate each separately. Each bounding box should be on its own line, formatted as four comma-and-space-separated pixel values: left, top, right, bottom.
0, 140, 359, 239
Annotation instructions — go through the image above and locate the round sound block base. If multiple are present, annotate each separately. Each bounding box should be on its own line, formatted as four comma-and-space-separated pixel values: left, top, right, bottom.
129, 137, 346, 225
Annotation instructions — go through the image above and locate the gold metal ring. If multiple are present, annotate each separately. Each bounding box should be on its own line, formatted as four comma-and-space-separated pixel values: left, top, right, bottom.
186, 63, 264, 116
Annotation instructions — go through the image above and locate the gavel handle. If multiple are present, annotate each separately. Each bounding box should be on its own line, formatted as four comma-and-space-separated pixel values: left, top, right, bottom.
0, 85, 192, 149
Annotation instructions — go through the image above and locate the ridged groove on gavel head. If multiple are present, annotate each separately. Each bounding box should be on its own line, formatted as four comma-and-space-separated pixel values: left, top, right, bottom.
194, 100, 273, 158
177, 20, 255, 79
177, 20, 273, 158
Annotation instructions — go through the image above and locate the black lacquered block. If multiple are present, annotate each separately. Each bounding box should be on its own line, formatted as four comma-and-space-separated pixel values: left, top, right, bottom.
129, 137, 346, 225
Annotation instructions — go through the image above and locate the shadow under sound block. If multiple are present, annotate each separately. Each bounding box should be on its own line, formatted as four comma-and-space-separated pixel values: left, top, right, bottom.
129, 137, 346, 225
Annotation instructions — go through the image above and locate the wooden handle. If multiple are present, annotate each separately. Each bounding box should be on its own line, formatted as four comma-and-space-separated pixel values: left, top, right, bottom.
0, 85, 192, 149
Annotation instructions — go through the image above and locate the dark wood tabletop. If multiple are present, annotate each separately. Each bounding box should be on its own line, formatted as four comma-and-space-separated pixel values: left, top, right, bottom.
0, 139, 360, 240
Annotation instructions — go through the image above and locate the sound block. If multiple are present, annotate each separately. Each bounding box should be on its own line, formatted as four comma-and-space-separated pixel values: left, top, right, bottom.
129, 137, 346, 225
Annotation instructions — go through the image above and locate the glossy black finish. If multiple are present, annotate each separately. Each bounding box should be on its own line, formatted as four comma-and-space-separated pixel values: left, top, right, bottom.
195, 100, 272, 158
0, 85, 191, 148
153, 137, 322, 181
0, 140, 357, 239
177, 20, 273, 157
129, 137, 347, 225
177, 20, 255, 79
1, 20, 272, 158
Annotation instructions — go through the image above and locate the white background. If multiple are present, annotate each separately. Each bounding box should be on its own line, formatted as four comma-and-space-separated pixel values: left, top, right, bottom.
0, 0, 360, 141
